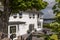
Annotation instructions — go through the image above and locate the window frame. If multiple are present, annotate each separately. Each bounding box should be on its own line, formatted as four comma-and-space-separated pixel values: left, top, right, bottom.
38, 13, 43, 19
10, 26, 16, 34
38, 22, 41, 28
19, 12, 22, 18
13, 14, 17, 18
29, 24, 34, 31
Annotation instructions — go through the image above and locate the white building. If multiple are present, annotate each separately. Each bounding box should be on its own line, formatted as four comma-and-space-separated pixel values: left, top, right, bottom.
8, 10, 43, 38
0, 1, 43, 39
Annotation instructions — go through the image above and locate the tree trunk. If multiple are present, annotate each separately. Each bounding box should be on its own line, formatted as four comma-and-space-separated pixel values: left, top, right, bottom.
1, 0, 11, 34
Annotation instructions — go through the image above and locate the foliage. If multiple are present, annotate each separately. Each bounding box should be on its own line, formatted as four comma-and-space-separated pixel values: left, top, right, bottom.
44, 34, 58, 40
56, 0, 60, 3
50, 34, 58, 40
52, 0, 60, 13
51, 0, 60, 32
0, 0, 48, 13
0, 0, 48, 14
0, 0, 48, 34
9, 0, 48, 13
43, 24, 50, 28
50, 1, 60, 40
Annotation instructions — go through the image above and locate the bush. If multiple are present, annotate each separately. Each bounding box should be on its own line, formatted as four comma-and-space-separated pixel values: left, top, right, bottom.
43, 24, 50, 28
50, 34, 58, 40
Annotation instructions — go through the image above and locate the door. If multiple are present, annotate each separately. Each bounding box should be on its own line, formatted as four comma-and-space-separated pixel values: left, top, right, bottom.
8, 25, 18, 38
29, 24, 34, 32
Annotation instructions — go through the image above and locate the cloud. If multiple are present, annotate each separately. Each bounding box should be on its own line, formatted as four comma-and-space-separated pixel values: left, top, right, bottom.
42, 9, 55, 18
42, 0, 55, 18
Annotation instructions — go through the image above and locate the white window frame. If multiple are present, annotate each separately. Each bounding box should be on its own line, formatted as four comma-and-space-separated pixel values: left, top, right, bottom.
19, 12, 22, 18
13, 14, 17, 18
8, 25, 18, 38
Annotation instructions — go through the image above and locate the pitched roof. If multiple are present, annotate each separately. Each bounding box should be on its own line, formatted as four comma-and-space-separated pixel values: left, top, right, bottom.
21, 9, 44, 15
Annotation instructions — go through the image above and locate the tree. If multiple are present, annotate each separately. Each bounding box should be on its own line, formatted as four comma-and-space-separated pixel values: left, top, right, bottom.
9, 0, 48, 12
0, 0, 48, 34
50, 0, 60, 39
51, 0, 60, 32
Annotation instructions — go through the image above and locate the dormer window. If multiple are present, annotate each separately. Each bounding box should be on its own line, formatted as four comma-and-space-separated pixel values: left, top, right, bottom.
19, 12, 22, 18
13, 14, 17, 18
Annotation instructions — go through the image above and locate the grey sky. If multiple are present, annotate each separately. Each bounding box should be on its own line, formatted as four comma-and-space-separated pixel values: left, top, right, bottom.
42, 0, 55, 18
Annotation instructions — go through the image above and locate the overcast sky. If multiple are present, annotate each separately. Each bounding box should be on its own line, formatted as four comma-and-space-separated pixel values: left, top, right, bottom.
42, 0, 55, 18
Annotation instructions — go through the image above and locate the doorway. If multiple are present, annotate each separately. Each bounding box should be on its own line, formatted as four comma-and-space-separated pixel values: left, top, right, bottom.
29, 24, 34, 32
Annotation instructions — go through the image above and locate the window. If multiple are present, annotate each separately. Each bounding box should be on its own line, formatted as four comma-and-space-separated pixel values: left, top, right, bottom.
38, 22, 41, 28
13, 14, 17, 18
19, 12, 22, 18
40, 15, 43, 19
38, 14, 39, 18
10, 26, 16, 34
33, 14, 35, 18
29, 14, 31, 19
29, 24, 34, 31
10, 26, 16, 38
29, 13, 35, 19
38, 13, 43, 19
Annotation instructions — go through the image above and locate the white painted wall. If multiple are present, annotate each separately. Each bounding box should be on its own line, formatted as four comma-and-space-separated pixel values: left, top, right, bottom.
8, 12, 43, 38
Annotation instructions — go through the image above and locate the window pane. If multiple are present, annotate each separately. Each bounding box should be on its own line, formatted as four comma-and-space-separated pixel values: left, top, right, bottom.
13, 14, 17, 18
38, 14, 43, 19
10, 26, 16, 34
19, 12, 22, 18
38, 23, 41, 28
29, 14, 32, 19
13, 16, 17, 18
33, 14, 35, 18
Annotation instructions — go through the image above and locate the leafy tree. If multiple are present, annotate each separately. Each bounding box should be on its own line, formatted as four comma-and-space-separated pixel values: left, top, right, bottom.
50, 0, 60, 39
50, 0, 60, 33
9, 0, 48, 13
0, 0, 48, 34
